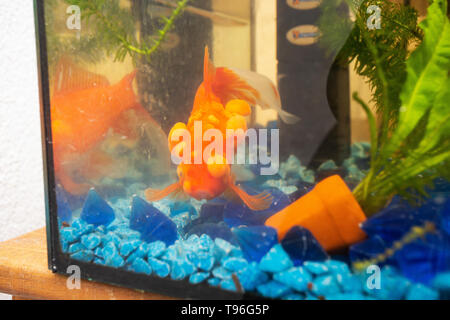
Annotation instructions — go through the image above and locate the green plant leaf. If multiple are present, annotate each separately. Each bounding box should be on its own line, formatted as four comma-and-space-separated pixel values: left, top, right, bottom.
384, 0, 450, 159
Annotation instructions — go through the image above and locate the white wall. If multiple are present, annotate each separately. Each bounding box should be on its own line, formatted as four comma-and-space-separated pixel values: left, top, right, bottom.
0, 1, 46, 300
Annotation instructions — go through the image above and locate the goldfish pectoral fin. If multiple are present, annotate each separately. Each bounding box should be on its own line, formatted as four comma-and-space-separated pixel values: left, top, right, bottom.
172, 189, 191, 202
145, 182, 182, 202
229, 183, 273, 211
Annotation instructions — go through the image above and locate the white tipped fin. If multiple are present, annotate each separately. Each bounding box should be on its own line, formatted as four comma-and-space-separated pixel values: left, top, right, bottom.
227, 68, 300, 124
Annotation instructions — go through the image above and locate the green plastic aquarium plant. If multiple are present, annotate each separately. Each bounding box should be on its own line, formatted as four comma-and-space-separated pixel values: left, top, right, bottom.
266, 0, 450, 251
45, 0, 192, 65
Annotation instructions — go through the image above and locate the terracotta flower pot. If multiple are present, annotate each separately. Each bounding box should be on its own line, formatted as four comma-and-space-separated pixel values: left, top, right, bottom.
265, 175, 367, 251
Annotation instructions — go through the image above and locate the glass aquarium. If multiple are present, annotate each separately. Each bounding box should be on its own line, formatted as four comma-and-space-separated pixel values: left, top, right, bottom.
35, 0, 450, 299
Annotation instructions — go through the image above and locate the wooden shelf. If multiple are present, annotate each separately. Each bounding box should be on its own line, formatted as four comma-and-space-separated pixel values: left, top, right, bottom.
0, 228, 173, 300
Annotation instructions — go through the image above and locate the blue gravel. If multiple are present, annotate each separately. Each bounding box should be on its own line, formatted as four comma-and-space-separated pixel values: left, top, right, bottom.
189, 272, 210, 284
147, 241, 166, 258
259, 244, 293, 273
130, 258, 152, 275
273, 267, 312, 292
148, 258, 170, 278
257, 281, 291, 299
58, 147, 444, 300
222, 257, 248, 272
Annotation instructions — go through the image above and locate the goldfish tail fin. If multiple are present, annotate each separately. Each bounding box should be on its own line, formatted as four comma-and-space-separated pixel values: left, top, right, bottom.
56, 170, 91, 195
145, 182, 182, 202
214, 67, 300, 124
53, 56, 110, 95
121, 69, 138, 88
229, 183, 273, 211
203, 46, 216, 95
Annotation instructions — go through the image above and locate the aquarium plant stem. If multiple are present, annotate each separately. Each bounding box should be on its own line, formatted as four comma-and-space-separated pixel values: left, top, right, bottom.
352, 221, 436, 272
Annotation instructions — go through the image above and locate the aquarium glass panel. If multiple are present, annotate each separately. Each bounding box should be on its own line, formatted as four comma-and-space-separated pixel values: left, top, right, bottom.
36, 0, 450, 299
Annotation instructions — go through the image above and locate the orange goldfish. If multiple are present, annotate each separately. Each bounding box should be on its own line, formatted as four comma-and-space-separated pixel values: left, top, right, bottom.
145, 47, 299, 210
50, 58, 138, 195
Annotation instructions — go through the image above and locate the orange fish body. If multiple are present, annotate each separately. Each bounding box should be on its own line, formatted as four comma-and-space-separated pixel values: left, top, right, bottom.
50, 58, 138, 195
145, 47, 298, 210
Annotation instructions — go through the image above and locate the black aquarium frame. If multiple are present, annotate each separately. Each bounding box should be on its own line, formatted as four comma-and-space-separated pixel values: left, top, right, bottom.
34, 0, 263, 300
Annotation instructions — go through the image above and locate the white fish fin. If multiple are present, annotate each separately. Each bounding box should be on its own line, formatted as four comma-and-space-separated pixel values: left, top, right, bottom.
227, 67, 300, 124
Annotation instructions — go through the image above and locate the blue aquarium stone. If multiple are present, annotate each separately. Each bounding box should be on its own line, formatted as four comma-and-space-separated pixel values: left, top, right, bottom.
318, 160, 338, 172
349, 235, 389, 264
223, 188, 291, 228
72, 219, 95, 236
102, 242, 125, 268
71, 250, 94, 263
311, 275, 341, 297
148, 258, 170, 278
60, 227, 81, 244
259, 244, 293, 273
207, 278, 221, 287
220, 279, 238, 292
171, 259, 196, 280
95, 225, 106, 234
188, 252, 215, 272
114, 226, 141, 240
281, 226, 328, 266
94, 247, 103, 259
169, 201, 196, 216
279, 155, 302, 180
186, 222, 235, 243
361, 197, 438, 244
303, 261, 329, 275
222, 257, 248, 272
432, 272, 450, 292
147, 241, 166, 258
126, 243, 149, 264
298, 168, 315, 184
130, 196, 178, 246
257, 281, 291, 299
212, 266, 232, 280
233, 226, 278, 263
288, 181, 315, 202
130, 258, 152, 275
102, 232, 121, 247
68, 242, 84, 254
237, 262, 269, 291
394, 233, 450, 285
273, 267, 312, 292
214, 238, 234, 260
80, 233, 102, 250
119, 239, 141, 257
282, 293, 305, 300
198, 202, 226, 223
336, 274, 363, 293
160, 245, 178, 262
56, 185, 72, 224
189, 272, 210, 284
81, 189, 115, 227
324, 260, 351, 275
406, 283, 439, 300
